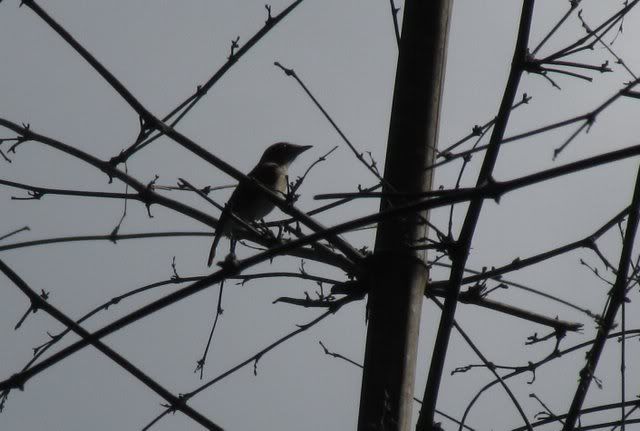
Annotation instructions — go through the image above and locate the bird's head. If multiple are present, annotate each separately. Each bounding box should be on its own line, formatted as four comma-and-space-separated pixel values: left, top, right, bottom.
258, 142, 312, 166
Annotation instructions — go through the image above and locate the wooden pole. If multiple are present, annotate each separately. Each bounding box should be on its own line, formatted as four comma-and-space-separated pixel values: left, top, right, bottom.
357, 1, 453, 430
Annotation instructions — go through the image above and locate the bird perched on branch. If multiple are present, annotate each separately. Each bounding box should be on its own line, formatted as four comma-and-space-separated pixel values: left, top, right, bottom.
207, 142, 312, 266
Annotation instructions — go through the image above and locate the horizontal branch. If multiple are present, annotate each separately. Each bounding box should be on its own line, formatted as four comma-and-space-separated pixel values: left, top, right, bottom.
511, 400, 640, 431
0, 229, 348, 270
0, 178, 140, 201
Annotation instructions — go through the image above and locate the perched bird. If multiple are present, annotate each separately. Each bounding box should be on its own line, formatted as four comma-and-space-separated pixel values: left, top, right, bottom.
207, 142, 312, 266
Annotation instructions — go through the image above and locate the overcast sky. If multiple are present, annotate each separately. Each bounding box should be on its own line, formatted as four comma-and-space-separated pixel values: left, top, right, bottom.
2, 1, 640, 430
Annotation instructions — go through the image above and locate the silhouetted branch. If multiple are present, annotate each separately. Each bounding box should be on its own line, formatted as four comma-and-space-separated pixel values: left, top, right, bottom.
0, 226, 29, 242
577, 11, 637, 80
0, 259, 223, 431
563, 164, 640, 429
530, 0, 580, 55
430, 261, 598, 319
13, 1, 364, 265
541, 0, 640, 63
458, 329, 640, 431
274, 61, 386, 184
428, 294, 534, 431
419, 2, 535, 428
0, 178, 141, 201
512, 400, 640, 431
317, 340, 477, 431
143, 297, 355, 430
437, 93, 531, 158
194, 281, 225, 379
111, 0, 307, 164
430, 206, 628, 290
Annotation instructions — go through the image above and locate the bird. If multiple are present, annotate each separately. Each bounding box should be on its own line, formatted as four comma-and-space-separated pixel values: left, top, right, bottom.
207, 142, 312, 266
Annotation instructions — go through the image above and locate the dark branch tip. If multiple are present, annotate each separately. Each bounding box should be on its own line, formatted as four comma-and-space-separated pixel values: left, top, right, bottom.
273, 61, 295, 76
264, 4, 273, 23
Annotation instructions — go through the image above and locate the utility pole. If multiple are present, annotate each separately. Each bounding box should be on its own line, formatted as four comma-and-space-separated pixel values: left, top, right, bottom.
357, 1, 453, 430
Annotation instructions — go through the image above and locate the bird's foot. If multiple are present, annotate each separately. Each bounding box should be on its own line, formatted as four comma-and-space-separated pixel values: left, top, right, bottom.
217, 252, 240, 272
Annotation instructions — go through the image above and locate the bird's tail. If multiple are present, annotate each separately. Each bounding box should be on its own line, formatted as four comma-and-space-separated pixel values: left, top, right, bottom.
207, 210, 228, 267
207, 234, 221, 267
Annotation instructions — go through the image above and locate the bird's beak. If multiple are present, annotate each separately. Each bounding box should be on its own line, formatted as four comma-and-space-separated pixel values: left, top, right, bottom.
296, 145, 312, 153
292, 144, 312, 157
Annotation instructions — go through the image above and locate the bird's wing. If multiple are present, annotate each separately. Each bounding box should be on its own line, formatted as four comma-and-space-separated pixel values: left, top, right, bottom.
207, 163, 283, 266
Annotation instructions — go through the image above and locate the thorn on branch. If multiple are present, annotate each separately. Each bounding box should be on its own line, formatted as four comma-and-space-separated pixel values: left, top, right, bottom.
194, 358, 205, 374
11, 190, 43, 201
171, 256, 180, 280
0, 148, 11, 163
525, 330, 555, 346
228, 36, 240, 60
137, 115, 149, 140
4, 125, 31, 155
526, 361, 537, 384
108, 224, 121, 243
451, 364, 474, 375
14, 289, 49, 330
142, 175, 159, 217
265, 4, 273, 23
253, 355, 261, 376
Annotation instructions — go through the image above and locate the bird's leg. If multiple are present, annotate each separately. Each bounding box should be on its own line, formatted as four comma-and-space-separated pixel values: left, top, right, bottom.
229, 237, 237, 257
254, 218, 274, 237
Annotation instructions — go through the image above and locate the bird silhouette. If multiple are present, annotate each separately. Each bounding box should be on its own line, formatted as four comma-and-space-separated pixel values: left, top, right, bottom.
207, 142, 312, 266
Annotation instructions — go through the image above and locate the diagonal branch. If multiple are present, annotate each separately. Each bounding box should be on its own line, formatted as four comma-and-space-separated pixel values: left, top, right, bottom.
418, 1, 536, 428
562, 163, 640, 429
142, 296, 356, 430
113, 0, 306, 163
0, 259, 223, 431
274, 62, 386, 184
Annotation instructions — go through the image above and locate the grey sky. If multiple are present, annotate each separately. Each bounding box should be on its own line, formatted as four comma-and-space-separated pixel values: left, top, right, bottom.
1, 1, 640, 430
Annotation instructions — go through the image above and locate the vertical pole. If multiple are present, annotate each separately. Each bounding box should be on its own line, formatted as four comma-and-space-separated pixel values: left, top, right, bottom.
357, 1, 453, 430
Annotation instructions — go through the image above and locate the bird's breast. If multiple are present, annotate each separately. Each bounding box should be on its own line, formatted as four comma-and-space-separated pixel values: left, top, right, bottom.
228, 163, 288, 224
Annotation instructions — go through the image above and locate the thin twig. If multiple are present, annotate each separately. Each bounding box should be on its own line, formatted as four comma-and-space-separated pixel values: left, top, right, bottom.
0, 226, 30, 242
274, 62, 387, 185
